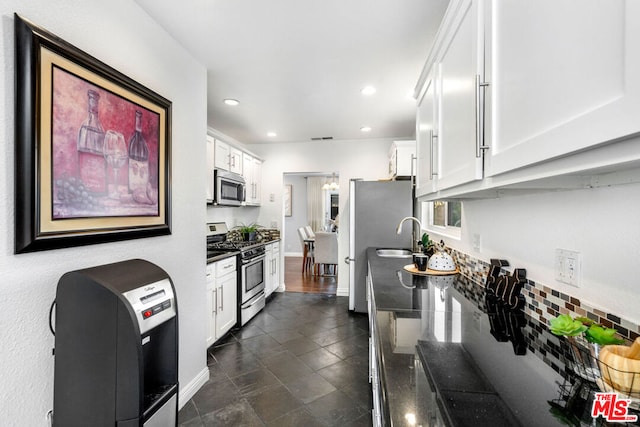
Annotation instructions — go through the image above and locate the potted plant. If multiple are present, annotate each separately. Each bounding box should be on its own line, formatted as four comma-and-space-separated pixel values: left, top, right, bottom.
235, 222, 261, 241
418, 233, 436, 257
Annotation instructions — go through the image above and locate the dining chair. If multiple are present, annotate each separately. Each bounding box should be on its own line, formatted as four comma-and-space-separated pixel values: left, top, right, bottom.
313, 231, 338, 276
297, 227, 314, 274
304, 225, 315, 239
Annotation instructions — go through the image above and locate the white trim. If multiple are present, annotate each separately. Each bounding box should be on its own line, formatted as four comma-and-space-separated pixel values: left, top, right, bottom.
284, 251, 304, 257
336, 286, 350, 297
178, 367, 209, 410
420, 200, 462, 240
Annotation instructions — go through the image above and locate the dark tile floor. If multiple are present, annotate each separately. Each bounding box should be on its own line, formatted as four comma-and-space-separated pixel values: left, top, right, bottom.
178, 292, 372, 426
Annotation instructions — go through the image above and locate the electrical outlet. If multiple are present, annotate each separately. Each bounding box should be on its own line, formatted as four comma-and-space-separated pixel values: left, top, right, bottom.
555, 249, 581, 287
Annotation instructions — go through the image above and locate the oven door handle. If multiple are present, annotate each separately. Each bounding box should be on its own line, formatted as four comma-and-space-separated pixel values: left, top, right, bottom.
243, 254, 266, 265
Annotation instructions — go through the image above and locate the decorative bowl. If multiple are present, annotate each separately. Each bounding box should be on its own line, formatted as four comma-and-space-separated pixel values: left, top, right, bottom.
598, 341, 640, 396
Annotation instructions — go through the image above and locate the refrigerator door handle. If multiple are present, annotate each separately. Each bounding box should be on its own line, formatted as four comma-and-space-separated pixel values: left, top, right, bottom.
344, 256, 354, 265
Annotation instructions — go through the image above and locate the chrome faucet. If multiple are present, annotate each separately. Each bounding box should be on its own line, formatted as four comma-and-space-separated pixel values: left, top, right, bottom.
396, 216, 422, 253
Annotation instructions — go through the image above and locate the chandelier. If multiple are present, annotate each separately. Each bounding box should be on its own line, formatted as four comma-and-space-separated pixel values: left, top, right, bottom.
322, 172, 339, 190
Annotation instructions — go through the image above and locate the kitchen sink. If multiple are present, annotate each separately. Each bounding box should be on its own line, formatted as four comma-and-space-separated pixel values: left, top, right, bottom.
376, 248, 413, 258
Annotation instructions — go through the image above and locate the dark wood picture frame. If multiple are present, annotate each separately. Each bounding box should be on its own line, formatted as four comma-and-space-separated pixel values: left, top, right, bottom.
15, 14, 172, 253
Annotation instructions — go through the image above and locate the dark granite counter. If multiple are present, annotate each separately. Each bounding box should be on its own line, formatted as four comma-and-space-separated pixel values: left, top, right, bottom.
366, 248, 574, 427
206, 250, 239, 264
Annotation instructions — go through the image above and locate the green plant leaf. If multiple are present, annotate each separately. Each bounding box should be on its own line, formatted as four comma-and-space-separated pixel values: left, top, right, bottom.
549, 314, 588, 337
235, 222, 261, 233
584, 324, 624, 345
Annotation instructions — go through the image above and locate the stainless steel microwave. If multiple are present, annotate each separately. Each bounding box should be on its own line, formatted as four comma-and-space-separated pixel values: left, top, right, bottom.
214, 169, 245, 206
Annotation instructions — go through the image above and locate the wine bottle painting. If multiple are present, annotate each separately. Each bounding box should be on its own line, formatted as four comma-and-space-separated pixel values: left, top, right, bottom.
51, 67, 160, 219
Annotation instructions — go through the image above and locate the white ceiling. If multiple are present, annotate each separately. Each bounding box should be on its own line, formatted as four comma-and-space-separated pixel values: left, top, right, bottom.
135, 0, 449, 144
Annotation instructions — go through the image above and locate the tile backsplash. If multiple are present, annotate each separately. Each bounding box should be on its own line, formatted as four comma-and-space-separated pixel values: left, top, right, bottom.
450, 248, 640, 343
446, 248, 639, 376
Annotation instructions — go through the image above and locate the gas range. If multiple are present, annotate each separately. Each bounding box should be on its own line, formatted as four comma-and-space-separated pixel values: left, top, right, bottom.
206, 222, 267, 326
206, 223, 265, 261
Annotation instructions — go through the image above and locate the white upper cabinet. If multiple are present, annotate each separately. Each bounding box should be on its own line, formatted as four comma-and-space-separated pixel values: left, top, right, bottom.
484, 0, 639, 177
206, 135, 215, 203
435, 0, 483, 190
415, 70, 438, 197
415, 0, 640, 199
388, 141, 416, 179
214, 139, 243, 174
242, 153, 262, 206
213, 139, 230, 171
229, 147, 243, 175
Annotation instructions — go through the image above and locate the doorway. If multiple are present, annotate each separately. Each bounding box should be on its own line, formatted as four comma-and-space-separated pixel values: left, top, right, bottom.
283, 172, 339, 294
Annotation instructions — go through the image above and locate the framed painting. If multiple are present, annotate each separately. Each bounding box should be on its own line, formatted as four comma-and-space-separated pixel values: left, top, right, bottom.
15, 14, 172, 253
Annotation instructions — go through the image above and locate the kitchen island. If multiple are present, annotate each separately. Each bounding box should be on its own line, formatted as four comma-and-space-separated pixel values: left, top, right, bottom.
365, 248, 631, 427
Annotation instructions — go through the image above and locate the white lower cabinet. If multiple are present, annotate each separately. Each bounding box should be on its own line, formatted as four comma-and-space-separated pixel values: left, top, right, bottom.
206, 256, 237, 348
264, 241, 280, 297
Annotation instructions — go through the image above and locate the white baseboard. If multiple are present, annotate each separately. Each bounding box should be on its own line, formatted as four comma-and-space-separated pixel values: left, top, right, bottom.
336, 286, 349, 297
284, 252, 303, 257
178, 367, 209, 410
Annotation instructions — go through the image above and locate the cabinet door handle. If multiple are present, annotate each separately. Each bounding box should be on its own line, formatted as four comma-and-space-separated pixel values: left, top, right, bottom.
475, 74, 490, 158
410, 154, 416, 187
430, 131, 438, 178
212, 289, 217, 314
219, 285, 224, 311
368, 337, 373, 382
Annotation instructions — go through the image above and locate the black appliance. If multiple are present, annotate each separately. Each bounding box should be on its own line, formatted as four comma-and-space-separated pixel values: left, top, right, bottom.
213, 169, 245, 206
53, 259, 178, 427
207, 222, 266, 326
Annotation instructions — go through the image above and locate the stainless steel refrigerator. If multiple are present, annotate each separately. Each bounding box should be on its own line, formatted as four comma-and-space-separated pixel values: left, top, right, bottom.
348, 179, 413, 312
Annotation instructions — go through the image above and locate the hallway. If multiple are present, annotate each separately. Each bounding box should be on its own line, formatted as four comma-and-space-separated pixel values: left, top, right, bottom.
284, 256, 338, 294
178, 292, 371, 426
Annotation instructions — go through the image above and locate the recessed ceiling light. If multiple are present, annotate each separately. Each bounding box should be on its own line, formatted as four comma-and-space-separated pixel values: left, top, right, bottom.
360, 126, 372, 132
361, 86, 376, 96
223, 98, 239, 106
267, 132, 277, 137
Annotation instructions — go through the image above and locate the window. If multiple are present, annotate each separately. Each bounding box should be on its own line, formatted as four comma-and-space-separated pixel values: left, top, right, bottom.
421, 201, 462, 237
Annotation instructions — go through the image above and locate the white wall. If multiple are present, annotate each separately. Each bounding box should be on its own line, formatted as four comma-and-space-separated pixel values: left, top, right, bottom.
205, 204, 261, 231
247, 138, 394, 295
430, 182, 640, 325
283, 174, 309, 255
0, 2, 208, 424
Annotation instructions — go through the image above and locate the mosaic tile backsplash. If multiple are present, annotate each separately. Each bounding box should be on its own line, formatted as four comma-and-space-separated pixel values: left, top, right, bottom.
448, 247, 639, 375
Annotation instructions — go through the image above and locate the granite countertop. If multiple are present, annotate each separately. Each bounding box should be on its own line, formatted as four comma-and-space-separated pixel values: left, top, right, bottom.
366, 248, 571, 427
206, 250, 240, 264
206, 238, 280, 264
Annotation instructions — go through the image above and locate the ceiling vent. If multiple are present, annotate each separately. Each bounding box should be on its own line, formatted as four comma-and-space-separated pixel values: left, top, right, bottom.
310, 136, 333, 141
